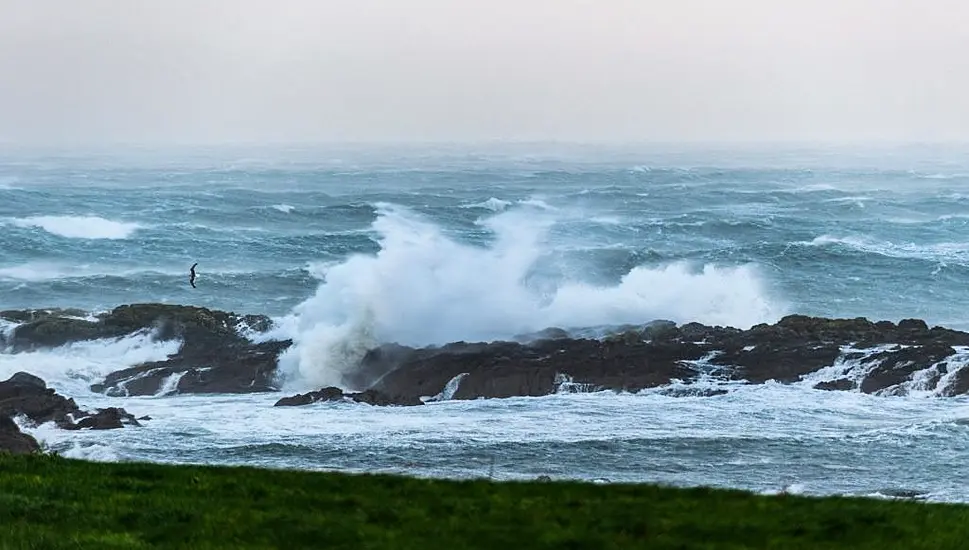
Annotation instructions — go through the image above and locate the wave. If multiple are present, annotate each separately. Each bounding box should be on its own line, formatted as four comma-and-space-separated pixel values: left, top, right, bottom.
460, 198, 512, 212
0, 329, 181, 397
799, 235, 969, 265
267, 203, 786, 390
271, 204, 295, 213
7, 215, 141, 239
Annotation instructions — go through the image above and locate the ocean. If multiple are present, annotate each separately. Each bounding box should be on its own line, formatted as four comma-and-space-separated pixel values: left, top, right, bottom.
3, 142, 969, 501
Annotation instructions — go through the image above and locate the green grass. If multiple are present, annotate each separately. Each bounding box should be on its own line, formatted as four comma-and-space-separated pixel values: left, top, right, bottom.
0, 454, 967, 549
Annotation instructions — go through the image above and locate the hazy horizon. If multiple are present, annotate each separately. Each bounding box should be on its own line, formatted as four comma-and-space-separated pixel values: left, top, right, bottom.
2, 0, 968, 146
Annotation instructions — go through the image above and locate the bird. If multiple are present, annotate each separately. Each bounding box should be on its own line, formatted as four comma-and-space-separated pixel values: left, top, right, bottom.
189, 262, 198, 288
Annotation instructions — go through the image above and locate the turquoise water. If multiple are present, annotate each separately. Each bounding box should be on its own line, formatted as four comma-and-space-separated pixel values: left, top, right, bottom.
3, 143, 969, 501
3, 144, 968, 329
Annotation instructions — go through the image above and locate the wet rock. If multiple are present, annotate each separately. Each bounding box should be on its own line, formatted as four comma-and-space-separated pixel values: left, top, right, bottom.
937, 367, 969, 397
0, 371, 82, 428
69, 408, 142, 430
5, 372, 46, 390
365, 314, 969, 402
714, 342, 842, 383
274, 386, 423, 407
8, 303, 273, 352
813, 378, 855, 391
0, 372, 140, 430
274, 387, 344, 407
0, 308, 89, 324
372, 337, 706, 402
0, 415, 40, 454
348, 389, 423, 407
91, 339, 290, 396
858, 343, 954, 394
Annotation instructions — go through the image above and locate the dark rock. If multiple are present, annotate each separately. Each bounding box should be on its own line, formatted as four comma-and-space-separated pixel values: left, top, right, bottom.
898, 318, 929, 332
274, 386, 423, 407
12, 304, 288, 397
349, 389, 423, 407
70, 408, 142, 430
0, 373, 140, 430
363, 314, 969, 402
8, 303, 274, 352
0, 308, 89, 324
715, 343, 843, 383
858, 343, 954, 394
813, 378, 855, 391
274, 387, 344, 407
91, 339, 291, 396
372, 337, 706, 402
5, 372, 47, 390
0, 415, 40, 454
452, 366, 557, 400
0, 372, 82, 428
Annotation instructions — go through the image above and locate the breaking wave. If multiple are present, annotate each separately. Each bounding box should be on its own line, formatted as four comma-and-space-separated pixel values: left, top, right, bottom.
801, 235, 969, 265
8, 215, 141, 239
0, 329, 181, 397
269, 203, 786, 390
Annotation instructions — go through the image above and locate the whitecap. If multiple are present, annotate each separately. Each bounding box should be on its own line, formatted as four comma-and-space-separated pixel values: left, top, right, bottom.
7, 215, 141, 239
460, 198, 512, 212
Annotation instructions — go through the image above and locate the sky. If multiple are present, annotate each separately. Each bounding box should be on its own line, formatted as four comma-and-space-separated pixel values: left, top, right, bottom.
1, 0, 968, 145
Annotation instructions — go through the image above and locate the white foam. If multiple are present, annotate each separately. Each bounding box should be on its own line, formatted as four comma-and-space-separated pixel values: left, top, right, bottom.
518, 198, 557, 210
426, 373, 470, 402
801, 234, 969, 265
0, 329, 181, 397
270, 203, 786, 390
461, 198, 511, 212
272, 204, 295, 213
8, 215, 141, 239
155, 371, 187, 397
0, 319, 18, 347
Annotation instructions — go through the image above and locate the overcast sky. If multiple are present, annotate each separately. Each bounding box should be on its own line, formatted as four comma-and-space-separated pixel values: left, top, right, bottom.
1, 0, 967, 145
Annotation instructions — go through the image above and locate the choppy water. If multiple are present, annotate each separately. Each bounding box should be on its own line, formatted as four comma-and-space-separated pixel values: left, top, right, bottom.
3, 143, 969, 501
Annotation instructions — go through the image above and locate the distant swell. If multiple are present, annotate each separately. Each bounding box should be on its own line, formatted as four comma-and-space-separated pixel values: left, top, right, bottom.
9, 216, 141, 239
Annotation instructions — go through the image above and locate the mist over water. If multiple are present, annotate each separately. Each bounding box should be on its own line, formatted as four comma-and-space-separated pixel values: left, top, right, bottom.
3, 144, 969, 501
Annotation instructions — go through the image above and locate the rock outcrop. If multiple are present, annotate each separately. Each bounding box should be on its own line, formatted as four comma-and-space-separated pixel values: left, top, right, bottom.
0, 415, 41, 454
2, 303, 289, 396
10, 303, 969, 405
3, 303, 271, 352
0, 372, 140, 430
362, 315, 969, 403
274, 386, 422, 407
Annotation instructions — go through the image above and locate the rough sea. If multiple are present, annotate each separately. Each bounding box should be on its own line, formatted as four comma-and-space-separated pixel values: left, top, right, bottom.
3, 142, 969, 502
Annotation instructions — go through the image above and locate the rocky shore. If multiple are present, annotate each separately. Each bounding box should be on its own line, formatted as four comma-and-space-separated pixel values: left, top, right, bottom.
4, 303, 969, 452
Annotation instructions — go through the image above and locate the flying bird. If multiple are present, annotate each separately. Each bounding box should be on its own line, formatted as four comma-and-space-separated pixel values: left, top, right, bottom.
189, 263, 198, 288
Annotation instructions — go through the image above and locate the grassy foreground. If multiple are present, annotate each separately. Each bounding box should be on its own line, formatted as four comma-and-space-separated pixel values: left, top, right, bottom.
1, 455, 968, 550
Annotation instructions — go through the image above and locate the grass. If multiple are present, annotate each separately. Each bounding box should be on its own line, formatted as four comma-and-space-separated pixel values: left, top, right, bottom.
0, 454, 968, 549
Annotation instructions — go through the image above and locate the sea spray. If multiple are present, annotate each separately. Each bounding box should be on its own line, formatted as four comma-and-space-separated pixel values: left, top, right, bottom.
272, 203, 786, 390
0, 329, 181, 397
